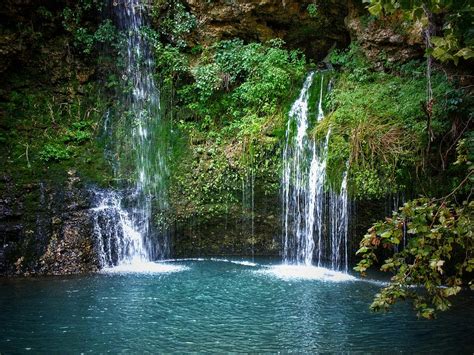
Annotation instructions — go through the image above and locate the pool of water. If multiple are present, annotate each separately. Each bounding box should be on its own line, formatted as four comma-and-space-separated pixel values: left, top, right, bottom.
1, 258, 473, 352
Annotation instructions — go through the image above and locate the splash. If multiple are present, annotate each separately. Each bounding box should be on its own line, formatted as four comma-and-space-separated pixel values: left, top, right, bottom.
101, 261, 188, 274
259, 265, 356, 282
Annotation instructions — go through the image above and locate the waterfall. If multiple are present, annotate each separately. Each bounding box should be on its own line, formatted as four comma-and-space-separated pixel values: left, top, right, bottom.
329, 170, 350, 272
282, 71, 350, 270
92, 0, 169, 268
282, 72, 314, 264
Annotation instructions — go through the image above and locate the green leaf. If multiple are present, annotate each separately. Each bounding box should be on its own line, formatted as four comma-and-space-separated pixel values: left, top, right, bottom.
454, 47, 474, 60
368, 3, 383, 16
447, 286, 461, 296
412, 7, 425, 20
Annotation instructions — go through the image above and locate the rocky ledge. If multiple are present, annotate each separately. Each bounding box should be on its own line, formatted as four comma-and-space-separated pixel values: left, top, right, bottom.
0, 171, 99, 276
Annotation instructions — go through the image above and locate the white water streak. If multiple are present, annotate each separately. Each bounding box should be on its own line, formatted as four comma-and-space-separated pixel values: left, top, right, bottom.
282, 72, 350, 270
93, 0, 168, 268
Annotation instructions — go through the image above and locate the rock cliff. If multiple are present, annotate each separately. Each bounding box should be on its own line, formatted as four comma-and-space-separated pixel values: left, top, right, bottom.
0, 172, 99, 276
163, 0, 350, 60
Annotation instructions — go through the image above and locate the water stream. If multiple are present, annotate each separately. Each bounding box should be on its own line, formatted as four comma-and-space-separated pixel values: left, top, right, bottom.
92, 0, 169, 268
282, 71, 349, 270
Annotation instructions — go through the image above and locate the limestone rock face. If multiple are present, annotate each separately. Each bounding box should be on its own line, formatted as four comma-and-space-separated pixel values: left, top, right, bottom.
345, 0, 424, 69
172, 193, 282, 258
0, 172, 100, 276
181, 0, 349, 60
38, 210, 97, 275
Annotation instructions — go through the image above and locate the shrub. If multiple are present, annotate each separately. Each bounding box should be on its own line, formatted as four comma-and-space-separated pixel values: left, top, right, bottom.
38, 144, 71, 162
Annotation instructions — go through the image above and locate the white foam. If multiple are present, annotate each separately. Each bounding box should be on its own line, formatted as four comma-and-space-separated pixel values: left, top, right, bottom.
229, 260, 258, 267
209, 258, 258, 267
259, 264, 356, 282
160, 258, 206, 262
157, 258, 259, 267
101, 261, 188, 274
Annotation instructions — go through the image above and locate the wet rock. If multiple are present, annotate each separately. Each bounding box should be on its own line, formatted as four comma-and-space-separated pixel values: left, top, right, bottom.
0, 32, 22, 74
172, 193, 281, 257
172, 0, 350, 60
0, 173, 100, 276
39, 210, 99, 275
345, 1, 424, 68
0, 0, 97, 93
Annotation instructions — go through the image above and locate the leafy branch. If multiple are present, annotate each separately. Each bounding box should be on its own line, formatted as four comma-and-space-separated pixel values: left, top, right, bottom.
355, 197, 473, 319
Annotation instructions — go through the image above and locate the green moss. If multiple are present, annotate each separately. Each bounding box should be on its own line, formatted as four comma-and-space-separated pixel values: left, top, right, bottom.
0, 84, 113, 186
319, 45, 462, 198
151, 38, 307, 224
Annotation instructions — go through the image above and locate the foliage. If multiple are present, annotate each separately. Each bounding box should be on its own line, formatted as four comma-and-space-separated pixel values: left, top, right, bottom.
355, 197, 473, 319
152, 38, 305, 221
0, 85, 111, 185
307, 3, 319, 18
355, 133, 473, 318
64, 122, 94, 143
170, 142, 242, 220
324, 44, 457, 198
363, 0, 474, 65
180, 39, 306, 125
38, 144, 71, 162
157, 1, 196, 48
62, 1, 118, 54
455, 133, 474, 168
154, 42, 190, 80
176, 38, 305, 183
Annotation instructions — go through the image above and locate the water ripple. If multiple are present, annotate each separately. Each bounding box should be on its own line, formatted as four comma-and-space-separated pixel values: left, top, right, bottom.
0, 258, 472, 353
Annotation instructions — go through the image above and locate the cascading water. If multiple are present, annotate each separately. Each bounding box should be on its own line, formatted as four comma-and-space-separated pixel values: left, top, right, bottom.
92, 0, 169, 268
92, 190, 149, 267
282, 71, 350, 270
328, 170, 350, 272
282, 72, 315, 264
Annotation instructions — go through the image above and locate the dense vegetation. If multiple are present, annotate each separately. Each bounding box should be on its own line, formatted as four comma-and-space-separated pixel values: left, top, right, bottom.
166, 39, 306, 221
0, 0, 472, 317
356, 197, 472, 319
0, 84, 112, 185
323, 45, 464, 198
0, 0, 117, 186
353, 0, 473, 318
139, 4, 309, 222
